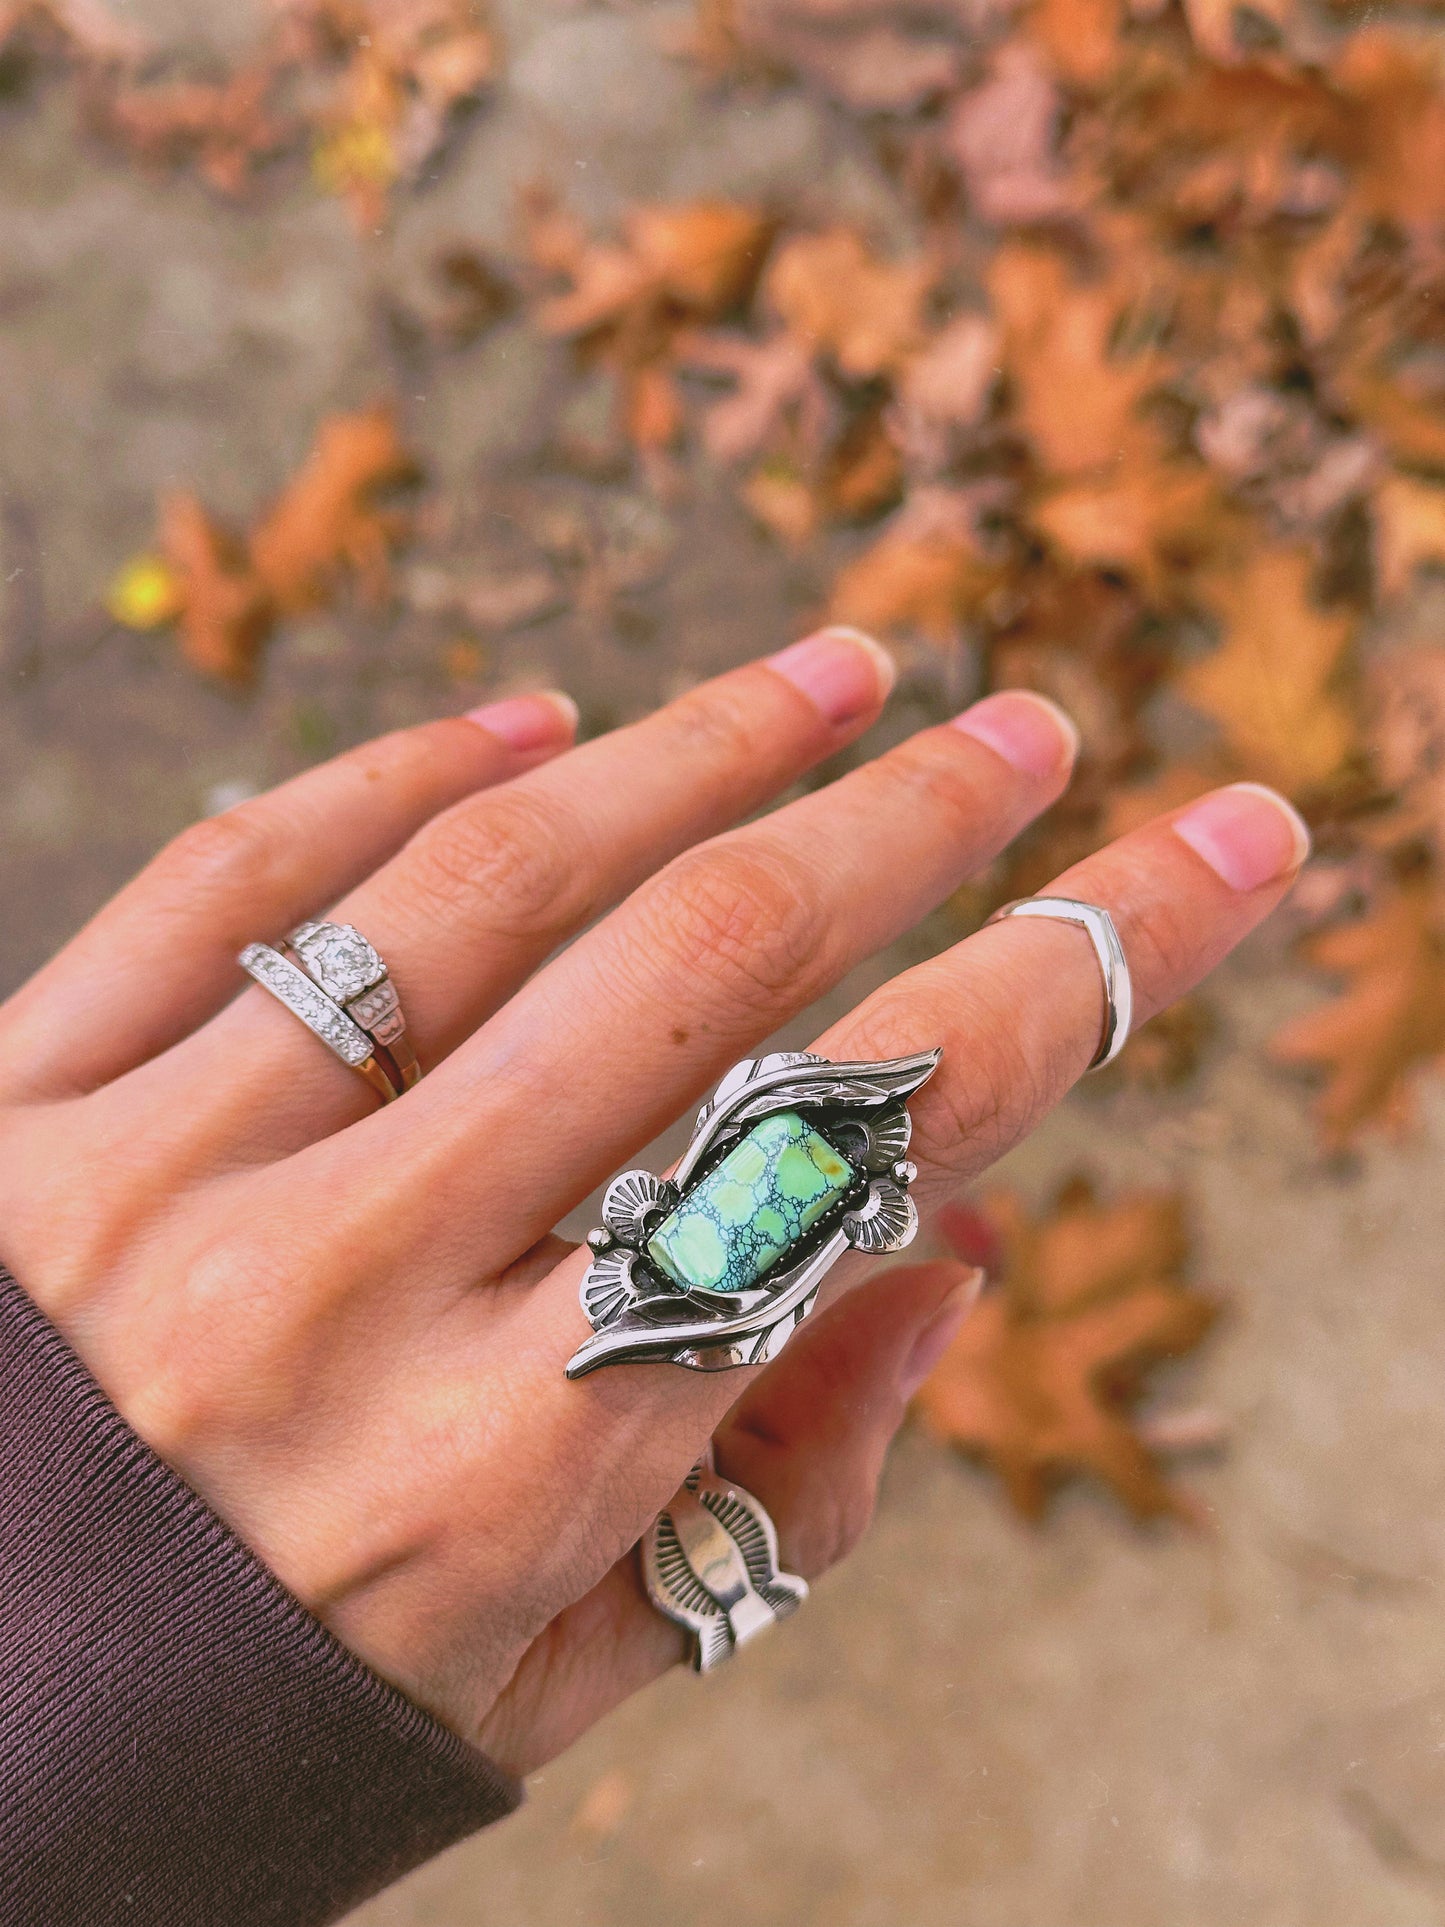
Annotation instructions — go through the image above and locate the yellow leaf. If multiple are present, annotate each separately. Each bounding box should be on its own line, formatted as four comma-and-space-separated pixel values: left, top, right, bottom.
106, 553, 183, 630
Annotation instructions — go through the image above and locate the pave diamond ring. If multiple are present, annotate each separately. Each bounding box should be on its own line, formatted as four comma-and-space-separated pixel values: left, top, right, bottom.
285, 921, 421, 1093
238, 921, 419, 1104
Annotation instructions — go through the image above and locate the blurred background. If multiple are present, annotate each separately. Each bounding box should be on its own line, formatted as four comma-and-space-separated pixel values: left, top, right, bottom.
4, 0, 1445, 1919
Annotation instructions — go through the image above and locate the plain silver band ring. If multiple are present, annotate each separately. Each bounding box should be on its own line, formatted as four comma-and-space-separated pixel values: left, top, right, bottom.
984, 896, 1134, 1071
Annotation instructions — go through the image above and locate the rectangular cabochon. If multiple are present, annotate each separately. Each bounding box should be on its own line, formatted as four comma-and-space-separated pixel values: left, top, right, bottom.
648, 1110, 854, 1298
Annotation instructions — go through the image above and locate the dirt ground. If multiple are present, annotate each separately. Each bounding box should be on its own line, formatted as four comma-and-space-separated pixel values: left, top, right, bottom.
5, 4, 1445, 1923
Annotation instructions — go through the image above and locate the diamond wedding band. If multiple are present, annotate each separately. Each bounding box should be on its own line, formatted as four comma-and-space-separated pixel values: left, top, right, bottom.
239, 920, 419, 1103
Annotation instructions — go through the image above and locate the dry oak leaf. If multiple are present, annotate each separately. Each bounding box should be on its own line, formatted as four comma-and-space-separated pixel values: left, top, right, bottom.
533, 201, 771, 339
154, 492, 273, 684
1270, 878, 1445, 1148
946, 42, 1075, 224
1374, 476, 1445, 602
103, 64, 291, 198
764, 228, 934, 382
1029, 0, 1122, 88
914, 1177, 1217, 1520
829, 492, 999, 643
988, 245, 1167, 478
1366, 648, 1445, 861
1180, 547, 1357, 798
1333, 32, 1445, 234
1033, 462, 1227, 596
249, 405, 418, 613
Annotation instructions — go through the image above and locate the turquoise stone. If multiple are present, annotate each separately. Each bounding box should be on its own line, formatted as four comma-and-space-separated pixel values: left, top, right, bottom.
648, 1111, 855, 1299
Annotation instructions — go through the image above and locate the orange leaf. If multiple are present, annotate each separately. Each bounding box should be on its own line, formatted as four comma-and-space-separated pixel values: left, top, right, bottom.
988, 245, 1165, 477
248, 405, 418, 614
1180, 547, 1357, 797
915, 1178, 1215, 1520
1374, 476, 1445, 602
156, 492, 273, 684
1270, 879, 1445, 1148
765, 228, 934, 382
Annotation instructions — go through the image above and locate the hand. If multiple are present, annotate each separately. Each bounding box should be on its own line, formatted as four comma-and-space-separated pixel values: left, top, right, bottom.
0, 632, 1307, 1774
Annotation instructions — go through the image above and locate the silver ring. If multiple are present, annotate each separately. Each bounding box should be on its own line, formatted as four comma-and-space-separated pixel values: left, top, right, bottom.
643, 1454, 806, 1673
566, 1047, 942, 1378
286, 921, 421, 1093
985, 896, 1133, 1070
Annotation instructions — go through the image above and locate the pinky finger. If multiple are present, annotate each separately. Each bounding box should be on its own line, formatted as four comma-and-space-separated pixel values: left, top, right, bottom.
473, 1259, 978, 1777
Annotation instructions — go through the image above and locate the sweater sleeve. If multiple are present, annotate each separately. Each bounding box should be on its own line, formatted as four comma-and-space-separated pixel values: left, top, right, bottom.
0, 1267, 521, 1927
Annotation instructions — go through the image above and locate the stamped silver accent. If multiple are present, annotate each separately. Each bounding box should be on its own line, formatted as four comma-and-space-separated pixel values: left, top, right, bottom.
643, 1457, 807, 1672
565, 1048, 941, 1379
239, 943, 375, 1067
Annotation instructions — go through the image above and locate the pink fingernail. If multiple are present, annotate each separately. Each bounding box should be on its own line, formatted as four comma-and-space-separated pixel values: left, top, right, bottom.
464, 690, 579, 753
766, 626, 896, 726
951, 690, 1081, 779
1172, 782, 1311, 892
898, 1271, 984, 1402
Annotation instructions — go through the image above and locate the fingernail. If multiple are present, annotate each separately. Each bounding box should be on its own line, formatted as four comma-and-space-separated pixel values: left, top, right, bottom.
766, 626, 896, 726
951, 689, 1081, 779
464, 689, 579, 753
898, 1270, 984, 1403
1172, 782, 1311, 892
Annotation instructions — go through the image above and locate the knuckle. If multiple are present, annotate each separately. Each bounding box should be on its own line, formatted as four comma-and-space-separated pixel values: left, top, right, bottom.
666, 681, 762, 771
158, 807, 281, 902
405, 788, 588, 942
638, 841, 826, 1013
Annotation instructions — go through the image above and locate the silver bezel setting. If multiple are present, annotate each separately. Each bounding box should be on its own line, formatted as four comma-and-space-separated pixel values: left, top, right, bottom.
565, 1047, 941, 1378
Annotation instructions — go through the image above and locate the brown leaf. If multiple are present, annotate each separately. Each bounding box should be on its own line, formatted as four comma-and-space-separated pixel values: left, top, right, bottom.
914, 1177, 1216, 1520
156, 493, 273, 684
1374, 475, 1445, 601
989, 245, 1166, 477
1270, 878, 1445, 1147
248, 405, 418, 613
829, 491, 999, 643
1033, 462, 1226, 594
765, 227, 934, 381
1180, 547, 1358, 797
1366, 648, 1445, 860
945, 44, 1075, 226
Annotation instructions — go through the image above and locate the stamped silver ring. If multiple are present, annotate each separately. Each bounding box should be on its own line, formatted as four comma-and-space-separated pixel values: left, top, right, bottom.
238, 922, 418, 1105
643, 1452, 806, 1673
985, 896, 1133, 1070
566, 1047, 941, 1379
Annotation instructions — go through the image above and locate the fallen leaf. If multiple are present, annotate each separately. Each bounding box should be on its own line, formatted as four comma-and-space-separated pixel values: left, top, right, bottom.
1033, 463, 1226, 593
764, 227, 934, 381
248, 405, 418, 612
154, 492, 273, 683
945, 43, 1075, 225
830, 491, 999, 642
989, 244, 1166, 477
915, 1176, 1217, 1520
1180, 546, 1358, 797
1374, 476, 1445, 602
1270, 877, 1445, 1146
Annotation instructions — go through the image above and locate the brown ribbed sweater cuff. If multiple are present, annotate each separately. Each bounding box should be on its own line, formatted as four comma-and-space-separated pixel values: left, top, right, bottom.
0, 1267, 520, 1926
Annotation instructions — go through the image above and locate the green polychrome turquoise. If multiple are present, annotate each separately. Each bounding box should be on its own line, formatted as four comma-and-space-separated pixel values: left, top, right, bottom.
647, 1111, 855, 1299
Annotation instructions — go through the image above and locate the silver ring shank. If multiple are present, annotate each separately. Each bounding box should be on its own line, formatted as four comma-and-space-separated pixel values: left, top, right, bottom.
985, 896, 1134, 1070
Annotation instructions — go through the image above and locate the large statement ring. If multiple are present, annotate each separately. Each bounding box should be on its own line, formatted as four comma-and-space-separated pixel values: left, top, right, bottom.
985, 896, 1133, 1070
643, 1454, 807, 1673
565, 1047, 941, 1378
239, 921, 418, 1104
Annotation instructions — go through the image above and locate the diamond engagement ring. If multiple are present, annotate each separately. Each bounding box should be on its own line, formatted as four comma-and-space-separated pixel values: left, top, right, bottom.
238, 921, 419, 1104
566, 1048, 941, 1378
643, 1453, 806, 1673
985, 896, 1133, 1070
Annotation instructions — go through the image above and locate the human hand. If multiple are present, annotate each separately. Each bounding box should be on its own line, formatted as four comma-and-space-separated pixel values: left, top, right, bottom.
0, 631, 1307, 1774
